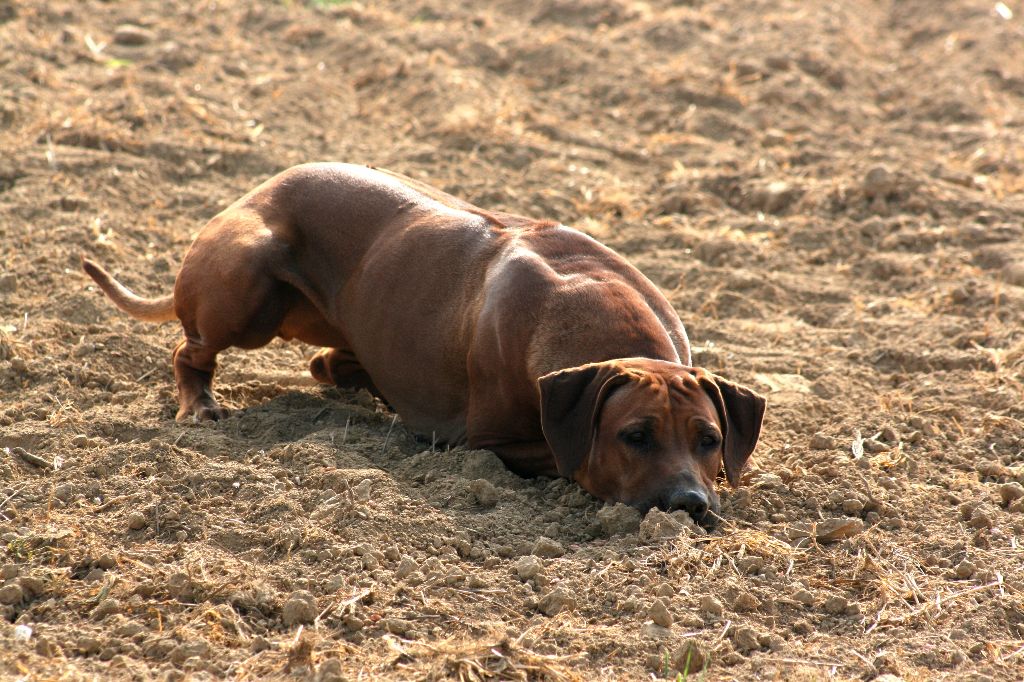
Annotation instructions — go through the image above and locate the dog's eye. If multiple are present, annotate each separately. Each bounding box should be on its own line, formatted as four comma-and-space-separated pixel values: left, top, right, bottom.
620, 429, 651, 449
699, 434, 720, 449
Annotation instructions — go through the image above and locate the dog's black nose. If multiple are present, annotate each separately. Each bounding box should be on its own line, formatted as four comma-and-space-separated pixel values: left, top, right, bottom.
666, 489, 709, 519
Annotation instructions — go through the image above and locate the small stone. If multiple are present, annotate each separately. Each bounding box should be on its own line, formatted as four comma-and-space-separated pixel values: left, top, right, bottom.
864, 165, 897, 198
645, 652, 665, 671
968, 510, 993, 530
672, 641, 706, 674
0, 273, 16, 293
619, 596, 641, 614
822, 595, 849, 614
127, 511, 148, 531
170, 640, 210, 665
84, 568, 106, 583
732, 626, 760, 652
699, 595, 724, 618
537, 588, 575, 616
999, 483, 1024, 506
96, 553, 117, 570
113, 24, 155, 46
880, 426, 899, 443
649, 598, 673, 628
282, 590, 317, 626
92, 597, 120, 620
532, 537, 564, 558
395, 556, 417, 580
749, 180, 802, 214
315, 658, 344, 682
77, 636, 102, 656
72, 435, 89, 448
168, 572, 201, 603
639, 508, 697, 541
158, 40, 196, 72
731, 591, 759, 612
655, 583, 675, 598
114, 622, 144, 638
976, 460, 1007, 478
596, 503, 642, 536
1003, 262, 1024, 287
421, 557, 443, 577
809, 433, 836, 450
9, 357, 27, 373
842, 498, 865, 514
461, 450, 509, 480
863, 439, 889, 453
515, 555, 544, 581
72, 342, 94, 358
352, 479, 372, 504
17, 576, 45, 597
791, 517, 865, 543
381, 617, 413, 635
792, 589, 815, 606
640, 622, 671, 639
54, 483, 74, 502
658, 192, 692, 215
954, 559, 976, 579
444, 567, 465, 585
763, 128, 787, 146
469, 479, 499, 507
0, 583, 24, 604
1, 565, 19, 580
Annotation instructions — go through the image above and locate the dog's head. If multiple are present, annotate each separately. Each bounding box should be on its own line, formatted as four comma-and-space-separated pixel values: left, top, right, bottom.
538, 358, 766, 529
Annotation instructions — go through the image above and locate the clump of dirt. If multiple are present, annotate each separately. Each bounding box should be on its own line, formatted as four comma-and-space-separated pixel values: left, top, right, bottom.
2, 0, 1024, 679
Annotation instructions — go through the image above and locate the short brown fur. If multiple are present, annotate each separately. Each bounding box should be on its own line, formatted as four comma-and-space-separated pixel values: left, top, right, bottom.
82, 162, 766, 526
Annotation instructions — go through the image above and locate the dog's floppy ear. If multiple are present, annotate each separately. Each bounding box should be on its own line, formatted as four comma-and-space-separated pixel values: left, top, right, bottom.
538, 363, 631, 478
698, 372, 767, 487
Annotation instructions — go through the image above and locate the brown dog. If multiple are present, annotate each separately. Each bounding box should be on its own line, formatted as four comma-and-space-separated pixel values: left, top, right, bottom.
83, 163, 765, 527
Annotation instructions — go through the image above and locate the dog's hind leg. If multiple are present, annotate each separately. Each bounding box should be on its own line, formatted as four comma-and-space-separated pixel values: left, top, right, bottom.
171, 220, 293, 421
309, 347, 385, 399
172, 337, 229, 421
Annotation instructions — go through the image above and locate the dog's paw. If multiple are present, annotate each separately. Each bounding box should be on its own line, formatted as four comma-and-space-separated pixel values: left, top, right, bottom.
176, 402, 229, 423
309, 351, 334, 385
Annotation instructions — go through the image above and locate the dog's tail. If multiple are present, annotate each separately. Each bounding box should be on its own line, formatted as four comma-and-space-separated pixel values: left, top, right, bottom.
81, 257, 177, 323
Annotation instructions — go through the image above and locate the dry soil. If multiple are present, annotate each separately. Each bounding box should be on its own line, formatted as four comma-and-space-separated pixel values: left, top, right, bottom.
2, 0, 1024, 680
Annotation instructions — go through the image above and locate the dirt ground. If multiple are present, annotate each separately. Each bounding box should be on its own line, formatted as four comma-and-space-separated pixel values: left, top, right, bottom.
2, 0, 1024, 679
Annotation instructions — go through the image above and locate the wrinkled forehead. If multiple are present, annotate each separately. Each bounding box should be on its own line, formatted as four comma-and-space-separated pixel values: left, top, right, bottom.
603, 369, 718, 423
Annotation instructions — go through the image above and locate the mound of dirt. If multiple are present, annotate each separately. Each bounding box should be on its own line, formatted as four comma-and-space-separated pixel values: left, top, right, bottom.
2, 0, 1024, 679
